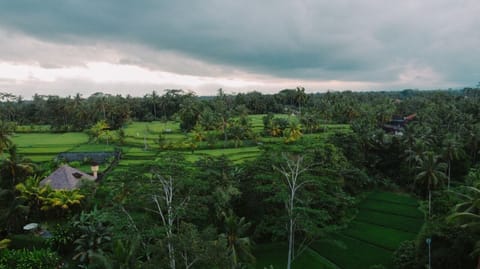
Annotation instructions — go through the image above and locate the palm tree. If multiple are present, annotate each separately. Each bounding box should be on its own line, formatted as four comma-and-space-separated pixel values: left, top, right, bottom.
89, 120, 110, 143
448, 182, 480, 269
467, 123, 480, 164
0, 120, 14, 154
403, 137, 430, 183
441, 134, 464, 189
284, 120, 303, 143
0, 145, 35, 189
295, 86, 307, 114
0, 188, 29, 233
415, 151, 447, 218
220, 210, 255, 269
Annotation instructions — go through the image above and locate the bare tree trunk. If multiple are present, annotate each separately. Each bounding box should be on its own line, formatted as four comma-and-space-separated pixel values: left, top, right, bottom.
274, 154, 310, 269
428, 189, 432, 219
287, 188, 295, 269
447, 160, 451, 189
223, 117, 228, 148
153, 175, 176, 269
153, 102, 157, 120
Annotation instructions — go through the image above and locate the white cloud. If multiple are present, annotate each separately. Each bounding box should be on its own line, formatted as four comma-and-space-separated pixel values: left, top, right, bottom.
0, 0, 479, 96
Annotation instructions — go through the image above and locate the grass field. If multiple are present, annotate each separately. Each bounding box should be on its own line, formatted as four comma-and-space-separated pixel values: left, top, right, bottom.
256, 191, 423, 269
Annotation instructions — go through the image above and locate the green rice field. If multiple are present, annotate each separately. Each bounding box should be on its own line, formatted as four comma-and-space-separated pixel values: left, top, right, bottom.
8, 115, 350, 168
256, 191, 423, 269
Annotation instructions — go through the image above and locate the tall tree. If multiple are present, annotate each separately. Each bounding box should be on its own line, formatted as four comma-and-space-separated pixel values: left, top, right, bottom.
214, 89, 232, 148
220, 210, 255, 269
441, 134, 464, 189
448, 182, 480, 269
415, 151, 447, 218
0, 145, 35, 189
150, 171, 188, 269
273, 154, 311, 269
0, 120, 14, 154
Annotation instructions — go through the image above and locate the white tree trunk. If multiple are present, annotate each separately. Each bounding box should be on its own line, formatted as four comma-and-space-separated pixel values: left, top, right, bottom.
153, 175, 176, 269
428, 189, 432, 219
447, 160, 451, 189
274, 154, 310, 269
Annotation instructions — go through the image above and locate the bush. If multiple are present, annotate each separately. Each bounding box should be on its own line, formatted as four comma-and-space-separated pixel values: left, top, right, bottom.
393, 240, 418, 269
47, 223, 78, 255
0, 248, 61, 269
9, 234, 47, 250
341, 168, 374, 194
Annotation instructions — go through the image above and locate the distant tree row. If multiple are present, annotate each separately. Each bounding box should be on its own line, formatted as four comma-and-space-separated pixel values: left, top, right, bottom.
3, 87, 477, 132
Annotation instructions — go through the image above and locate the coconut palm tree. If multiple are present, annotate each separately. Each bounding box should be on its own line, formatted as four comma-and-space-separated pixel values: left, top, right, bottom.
0, 188, 29, 233
284, 120, 303, 143
415, 151, 447, 218
0, 120, 14, 154
467, 123, 480, 164
0, 145, 35, 189
220, 210, 255, 269
448, 182, 480, 269
441, 134, 464, 189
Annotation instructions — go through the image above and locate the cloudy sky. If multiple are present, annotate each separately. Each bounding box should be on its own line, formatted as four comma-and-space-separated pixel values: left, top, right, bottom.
0, 0, 479, 98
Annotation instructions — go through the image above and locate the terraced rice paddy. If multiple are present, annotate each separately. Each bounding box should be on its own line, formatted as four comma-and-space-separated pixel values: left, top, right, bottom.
312, 192, 423, 268
9, 115, 350, 174
11, 132, 89, 162
256, 191, 423, 269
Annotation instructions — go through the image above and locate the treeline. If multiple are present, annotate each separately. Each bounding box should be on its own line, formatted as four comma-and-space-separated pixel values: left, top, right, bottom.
2, 87, 478, 132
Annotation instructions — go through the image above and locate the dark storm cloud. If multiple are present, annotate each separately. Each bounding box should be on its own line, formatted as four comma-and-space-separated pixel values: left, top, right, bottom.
0, 0, 479, 86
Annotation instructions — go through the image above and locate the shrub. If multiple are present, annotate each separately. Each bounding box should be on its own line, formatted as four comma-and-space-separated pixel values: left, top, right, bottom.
9, 234, 47, 250
0, 248, 61, 269
47, 223, 78, 255
393, 240, 418, 269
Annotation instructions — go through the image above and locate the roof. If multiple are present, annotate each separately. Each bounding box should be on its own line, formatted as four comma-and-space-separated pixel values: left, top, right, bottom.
40, 165, 95, 190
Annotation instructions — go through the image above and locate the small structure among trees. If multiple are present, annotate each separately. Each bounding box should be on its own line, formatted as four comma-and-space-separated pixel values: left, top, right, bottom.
40, 165, 96, 190
383, 113, 416, 134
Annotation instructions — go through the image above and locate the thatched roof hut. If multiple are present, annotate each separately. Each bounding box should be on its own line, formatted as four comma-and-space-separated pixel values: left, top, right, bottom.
40, 165, 95, 190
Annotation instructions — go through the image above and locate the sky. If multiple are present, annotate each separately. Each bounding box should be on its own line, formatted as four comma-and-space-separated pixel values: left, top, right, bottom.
0, 0, 479, 98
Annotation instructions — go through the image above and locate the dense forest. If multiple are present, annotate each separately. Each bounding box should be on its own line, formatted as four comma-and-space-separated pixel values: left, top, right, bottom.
1, 86, 480, 269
